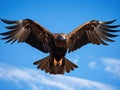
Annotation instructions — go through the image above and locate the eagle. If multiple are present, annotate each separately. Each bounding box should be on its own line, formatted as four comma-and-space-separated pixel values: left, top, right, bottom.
0, 19, 120, 74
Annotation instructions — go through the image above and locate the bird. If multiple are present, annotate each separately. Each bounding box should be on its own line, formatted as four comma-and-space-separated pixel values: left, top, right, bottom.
0, 19, 120, 74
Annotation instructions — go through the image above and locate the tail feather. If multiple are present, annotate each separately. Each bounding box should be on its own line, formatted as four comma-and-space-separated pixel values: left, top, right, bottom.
49, 66, 64, 74
33, 56, 78, 74
33, 56, 50, 71
39, 59, 49, 70
65, 58, 78, 72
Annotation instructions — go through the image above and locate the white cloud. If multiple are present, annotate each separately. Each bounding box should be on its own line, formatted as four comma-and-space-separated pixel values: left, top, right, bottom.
0, 62, 115, 90
88, 58, 120, 78
88, 61, 96, 69
102, 58, 120, 77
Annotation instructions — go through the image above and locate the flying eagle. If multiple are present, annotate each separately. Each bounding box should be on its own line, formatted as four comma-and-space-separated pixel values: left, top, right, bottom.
0, 19, 120, 74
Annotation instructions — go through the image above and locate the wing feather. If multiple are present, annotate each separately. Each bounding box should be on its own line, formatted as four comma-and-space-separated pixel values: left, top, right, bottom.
98, 28, 119, 37
1, 19, 18, 24
96, 30, 114, 42
68, 20, 120, 53
0, 19, 54, 53
102, 19, 116, 24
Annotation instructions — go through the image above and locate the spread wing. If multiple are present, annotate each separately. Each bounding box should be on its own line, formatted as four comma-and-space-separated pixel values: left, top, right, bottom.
67, 20, 120, 53
0, 19, 54, 53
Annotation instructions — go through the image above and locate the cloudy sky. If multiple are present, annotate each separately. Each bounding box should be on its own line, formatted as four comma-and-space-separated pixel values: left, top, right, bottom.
0, 0, 120, 90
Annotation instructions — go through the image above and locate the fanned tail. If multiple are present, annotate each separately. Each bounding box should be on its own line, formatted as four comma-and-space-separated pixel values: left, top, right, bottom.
33, 56, 78, 74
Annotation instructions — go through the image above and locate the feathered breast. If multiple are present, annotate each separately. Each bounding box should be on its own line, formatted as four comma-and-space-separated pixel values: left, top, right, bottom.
54, 39, 67, 48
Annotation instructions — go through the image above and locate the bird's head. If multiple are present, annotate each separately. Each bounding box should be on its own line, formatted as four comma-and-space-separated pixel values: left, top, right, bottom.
54, 33, 67, 41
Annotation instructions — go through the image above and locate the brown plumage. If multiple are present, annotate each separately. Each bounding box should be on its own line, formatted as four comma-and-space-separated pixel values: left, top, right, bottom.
0, 19, 120, 74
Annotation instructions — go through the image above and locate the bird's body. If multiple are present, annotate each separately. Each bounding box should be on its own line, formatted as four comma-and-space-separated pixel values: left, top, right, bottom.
52, 33, 67, 60
33, 33, 77, 74
0, 19, 120, 74
47, 33, 67, 66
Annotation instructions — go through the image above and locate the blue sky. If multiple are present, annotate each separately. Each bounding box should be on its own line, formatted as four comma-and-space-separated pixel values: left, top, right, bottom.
0, 0, 120, 90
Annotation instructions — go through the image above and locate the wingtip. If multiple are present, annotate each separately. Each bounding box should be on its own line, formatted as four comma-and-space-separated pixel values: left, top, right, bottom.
0, 18, 8, 22
103, 19, 117, 24
110, 19, 117, 22
0, 32, 3, 35
0, 18, 8, 23
33, 61, 39, 65
112, 19, 116, 22
0, 18, 3, 20
0, 18, 5, 22
0, 18, 17, 24
115, 35, 119, 37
